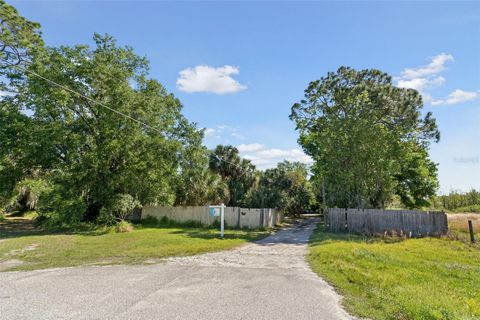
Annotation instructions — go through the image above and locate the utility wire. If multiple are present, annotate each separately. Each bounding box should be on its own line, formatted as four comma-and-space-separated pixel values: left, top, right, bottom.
1, 57, 250, 173
2, 58, 165, 135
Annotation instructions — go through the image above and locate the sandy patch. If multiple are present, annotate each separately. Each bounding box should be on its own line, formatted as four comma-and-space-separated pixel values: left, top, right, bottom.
0, 259, 24, 271
7, 243, 39, 256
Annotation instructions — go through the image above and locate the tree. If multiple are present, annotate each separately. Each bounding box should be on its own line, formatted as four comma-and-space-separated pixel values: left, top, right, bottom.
246, 161, 315, 215
209, 145, 256, 207
0, 0, 43, 85
0, 1, 44, 208
2, 33, 203, 221
290, 67, 440, 209
175, 143, 229, 206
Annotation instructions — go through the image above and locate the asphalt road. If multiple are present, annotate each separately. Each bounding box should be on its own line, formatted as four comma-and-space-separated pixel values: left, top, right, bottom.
0, 218, 352, 320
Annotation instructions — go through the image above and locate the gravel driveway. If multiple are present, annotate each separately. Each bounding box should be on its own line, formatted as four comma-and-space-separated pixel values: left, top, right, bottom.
0, 218, 352, 320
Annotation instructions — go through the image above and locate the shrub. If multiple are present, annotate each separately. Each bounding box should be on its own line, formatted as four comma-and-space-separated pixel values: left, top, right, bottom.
0, 213, 5, 221
37, 185, 86, 224
100, 194, 141, 224
115, 220, 134, 233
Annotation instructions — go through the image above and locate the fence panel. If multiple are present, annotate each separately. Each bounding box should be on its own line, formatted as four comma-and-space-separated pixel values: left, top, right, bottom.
328, 208, 448, 237
141, 205, 282, 229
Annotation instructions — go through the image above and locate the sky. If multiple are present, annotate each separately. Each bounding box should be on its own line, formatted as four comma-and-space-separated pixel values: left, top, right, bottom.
11, 1, 480, 193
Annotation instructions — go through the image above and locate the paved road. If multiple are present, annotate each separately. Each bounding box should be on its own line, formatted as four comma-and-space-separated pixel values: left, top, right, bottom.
0, 218, 352, 320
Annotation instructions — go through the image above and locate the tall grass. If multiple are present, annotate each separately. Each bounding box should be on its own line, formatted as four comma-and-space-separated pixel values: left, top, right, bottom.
448, 213, 480, 234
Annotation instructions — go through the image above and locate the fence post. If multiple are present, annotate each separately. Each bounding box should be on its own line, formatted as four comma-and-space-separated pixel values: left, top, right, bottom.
344, 208, 348, 232
468, 220, 475, 243
237, 207, 241, 229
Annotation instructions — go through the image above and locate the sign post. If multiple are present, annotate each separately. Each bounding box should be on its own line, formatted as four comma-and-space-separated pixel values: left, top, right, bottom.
209, 203, 225, 238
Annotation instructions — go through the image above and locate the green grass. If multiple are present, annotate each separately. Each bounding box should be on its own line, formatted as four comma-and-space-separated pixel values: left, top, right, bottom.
308, 226, 480, 320
0, 222, 268, 272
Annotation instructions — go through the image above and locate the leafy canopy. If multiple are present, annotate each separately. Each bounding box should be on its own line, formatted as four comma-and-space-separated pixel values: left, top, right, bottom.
2, 34, 204, 220
290, 67, 440, 209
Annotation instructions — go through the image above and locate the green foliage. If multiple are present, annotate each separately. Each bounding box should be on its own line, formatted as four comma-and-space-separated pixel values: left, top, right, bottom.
209, 145, 256, 206
1, 32, 204, 222
0, 0, 43, 72
101, 194, 141, 222
0, 99, 34, 208
290, 67, 440, 209
32, 178, 87, 224
308, 227, 480, 319
246, 161, 316, 215
175, 145, 230, 206
114, 220, 134, 233
450, 205, 480, 214
0, 213, 5, 221
395, 144, 439, 209
11, 177, 48, 212
432, 189, 480, 212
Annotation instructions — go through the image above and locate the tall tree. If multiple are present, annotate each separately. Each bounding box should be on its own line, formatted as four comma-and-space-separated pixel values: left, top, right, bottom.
290, 67, 440, 209
2, 33, 203, 221
0, 1, 44, 208
175, 143, 229, 206
209, 145, 256, 207
0, 0, 43, 83
246, 161, 315, 214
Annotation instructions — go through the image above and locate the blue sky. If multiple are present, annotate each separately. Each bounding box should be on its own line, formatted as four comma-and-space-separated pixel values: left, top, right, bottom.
12, 1, 480, 193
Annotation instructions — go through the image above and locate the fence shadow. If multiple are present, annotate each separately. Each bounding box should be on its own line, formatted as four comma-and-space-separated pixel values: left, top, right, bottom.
167, 228, 270, 242
309, 224, 410, 247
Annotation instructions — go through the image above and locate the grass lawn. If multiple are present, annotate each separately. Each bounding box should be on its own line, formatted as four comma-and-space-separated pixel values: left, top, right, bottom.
308, 225, 480, 320
0, 216, 268, 272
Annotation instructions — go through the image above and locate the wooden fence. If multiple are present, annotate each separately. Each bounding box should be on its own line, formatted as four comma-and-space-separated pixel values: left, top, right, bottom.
327, 208, 448, 237
141, 206, 283, 229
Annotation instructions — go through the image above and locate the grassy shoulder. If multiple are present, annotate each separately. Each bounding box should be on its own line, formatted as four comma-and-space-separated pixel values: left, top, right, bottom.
308, 226, 480, 320
0, 216, 269, 272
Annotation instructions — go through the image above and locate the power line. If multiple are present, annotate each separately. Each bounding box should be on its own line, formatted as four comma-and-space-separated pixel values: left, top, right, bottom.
1, 57, 249, 172
2, 58, 165, 135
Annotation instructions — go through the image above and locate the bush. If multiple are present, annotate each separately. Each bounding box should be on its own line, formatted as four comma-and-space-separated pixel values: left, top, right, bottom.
114, 220, 134, 233
100, 194, 141, 223
37, 186, 86, 224
0, 213, 5, 221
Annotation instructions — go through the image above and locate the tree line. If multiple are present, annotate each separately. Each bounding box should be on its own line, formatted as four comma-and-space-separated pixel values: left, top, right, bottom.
1, 1, 447, 227
431, 189, 480, 212
0, 1, 316, 225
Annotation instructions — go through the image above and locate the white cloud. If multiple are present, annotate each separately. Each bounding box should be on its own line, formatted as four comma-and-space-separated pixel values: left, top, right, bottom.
431, 89, 480, 106
397, 76, 445, 91
231, 132, 246, 140
203, 125, 246, 141
237, 143, 313, 170
204, 128, 217, 137
400, 53, 454, 79
237, 143, 264, 153
445, 89, 480, 104
396, 53, 453, 95
176, 65, 247, 94
395, 53, 480, 106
